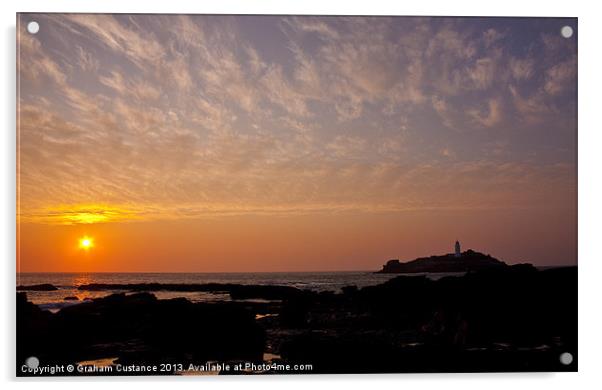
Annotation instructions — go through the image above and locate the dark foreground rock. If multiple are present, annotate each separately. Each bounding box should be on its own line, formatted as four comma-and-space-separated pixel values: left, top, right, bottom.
17, 265, 577, 375
278, 265, 577, 373
377, 249, 512, 273
17, 284, 58, 291
17, 292, 266, 375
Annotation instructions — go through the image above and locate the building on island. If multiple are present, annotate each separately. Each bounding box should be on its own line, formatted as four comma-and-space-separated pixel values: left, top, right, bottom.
455, 240, 461, 258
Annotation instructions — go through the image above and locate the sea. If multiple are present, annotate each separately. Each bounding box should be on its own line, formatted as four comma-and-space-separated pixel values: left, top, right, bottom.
17, 271, 464, 312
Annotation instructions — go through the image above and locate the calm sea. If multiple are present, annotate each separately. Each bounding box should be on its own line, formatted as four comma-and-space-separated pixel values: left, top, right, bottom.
18, 271, 466, 311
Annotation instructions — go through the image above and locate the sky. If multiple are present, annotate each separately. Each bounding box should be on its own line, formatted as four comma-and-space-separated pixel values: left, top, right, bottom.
17, 14, 577, 272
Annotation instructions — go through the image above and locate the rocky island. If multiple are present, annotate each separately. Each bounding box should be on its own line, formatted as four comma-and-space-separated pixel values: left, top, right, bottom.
377, 241, 520, 274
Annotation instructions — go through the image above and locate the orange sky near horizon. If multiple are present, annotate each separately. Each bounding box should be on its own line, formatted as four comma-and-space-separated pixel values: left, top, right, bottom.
18, 206, 576, 273
17, 15, 577, 272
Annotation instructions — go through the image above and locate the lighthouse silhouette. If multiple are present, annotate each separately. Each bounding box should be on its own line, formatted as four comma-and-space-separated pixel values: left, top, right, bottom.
454, 240, 461, 258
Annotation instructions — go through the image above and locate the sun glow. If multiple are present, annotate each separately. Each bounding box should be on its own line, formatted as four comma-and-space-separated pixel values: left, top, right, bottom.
20, 204, 141, 225
79, 236, 94, 250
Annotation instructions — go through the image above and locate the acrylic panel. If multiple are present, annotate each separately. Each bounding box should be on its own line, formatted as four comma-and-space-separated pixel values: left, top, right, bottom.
16, 13, 577, 376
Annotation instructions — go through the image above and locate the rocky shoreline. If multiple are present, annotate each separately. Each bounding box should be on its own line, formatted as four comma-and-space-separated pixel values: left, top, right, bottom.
17, 284, 58, 291
17, 265, 577, 375
77, 282, 310, 300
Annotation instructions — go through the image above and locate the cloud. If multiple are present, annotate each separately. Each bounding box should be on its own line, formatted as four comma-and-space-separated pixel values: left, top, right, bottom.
75, 45, 100, 73
544, 57, 577, 96
280, 17, 424, 120
431, 95, 454, 128
467, 98, 503, 128
482, 28, 505, 47
260, 64, 311, 117
282, 17, 340, 40
440, 147, 455, 158
508, 85, 552, 122
426, 27, 477, 60
466, 57, 496, 90
21, 205, 143, 225
509, 57, 535, 80
63, 14, 165, 69
326, 136, 368, 159
17, 15, 577, 225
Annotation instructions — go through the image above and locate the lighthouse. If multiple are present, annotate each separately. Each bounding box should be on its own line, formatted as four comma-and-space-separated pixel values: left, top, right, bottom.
454, 240, 461, 257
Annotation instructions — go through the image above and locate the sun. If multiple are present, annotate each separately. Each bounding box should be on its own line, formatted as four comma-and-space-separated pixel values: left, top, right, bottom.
79, 236, 94, 250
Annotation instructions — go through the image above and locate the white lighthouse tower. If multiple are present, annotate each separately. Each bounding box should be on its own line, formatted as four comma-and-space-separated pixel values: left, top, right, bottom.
454, 240, 461, 257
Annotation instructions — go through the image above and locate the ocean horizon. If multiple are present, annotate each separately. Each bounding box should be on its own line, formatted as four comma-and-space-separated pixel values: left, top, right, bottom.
17, 270, 400, 310
17, 266, 570, 312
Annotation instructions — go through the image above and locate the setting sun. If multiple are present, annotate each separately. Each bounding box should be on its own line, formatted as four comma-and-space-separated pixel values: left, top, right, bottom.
79, 236, 94, 250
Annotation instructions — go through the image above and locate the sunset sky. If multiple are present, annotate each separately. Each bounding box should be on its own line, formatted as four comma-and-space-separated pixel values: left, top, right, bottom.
17, 14, 577, 272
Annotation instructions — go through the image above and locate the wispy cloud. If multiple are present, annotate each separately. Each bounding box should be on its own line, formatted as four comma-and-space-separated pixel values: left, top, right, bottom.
17, 15, 577, 225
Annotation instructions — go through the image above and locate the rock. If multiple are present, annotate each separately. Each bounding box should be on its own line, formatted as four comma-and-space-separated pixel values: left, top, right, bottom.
377, 249, 510, 273
280, 296, 312, 328
341, 285, 358, 295
17, 293, 52, 366
77, 282, 306, 300
63, 296, 79, 301
229, 285, 306, 300
17, 284, 58, 291
280, 330, 571, 373
279, 266, 577, 373
17, 292, 266, 369
17, 265, 577, 375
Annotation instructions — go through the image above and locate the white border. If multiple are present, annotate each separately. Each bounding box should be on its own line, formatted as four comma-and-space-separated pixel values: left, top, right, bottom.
2, 1, 601, 389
